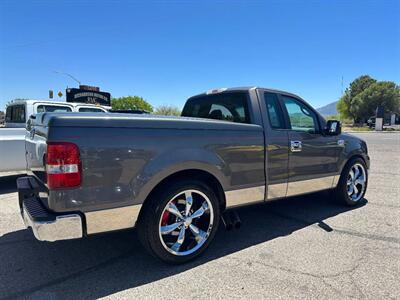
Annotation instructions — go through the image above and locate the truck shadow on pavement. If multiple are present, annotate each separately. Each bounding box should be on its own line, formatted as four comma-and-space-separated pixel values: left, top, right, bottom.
0, 184, 367, 299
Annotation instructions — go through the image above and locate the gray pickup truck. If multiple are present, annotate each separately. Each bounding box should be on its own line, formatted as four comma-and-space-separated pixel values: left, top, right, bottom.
18, 87, 369, 263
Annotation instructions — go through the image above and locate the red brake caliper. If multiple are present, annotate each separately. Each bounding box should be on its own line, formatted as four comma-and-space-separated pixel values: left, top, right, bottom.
161, 201, 174, 226
161, 210, 170, 226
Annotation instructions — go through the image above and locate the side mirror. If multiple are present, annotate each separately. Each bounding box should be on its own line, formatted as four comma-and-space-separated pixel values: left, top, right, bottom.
325, 120, 341, 135
26, 115, 36, 131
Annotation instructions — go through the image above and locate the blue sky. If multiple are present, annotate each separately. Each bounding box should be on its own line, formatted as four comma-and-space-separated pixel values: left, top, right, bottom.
0, 0, 399, 111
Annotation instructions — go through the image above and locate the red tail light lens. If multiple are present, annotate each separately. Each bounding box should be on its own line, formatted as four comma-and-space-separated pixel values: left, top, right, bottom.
46, 142, 81, 189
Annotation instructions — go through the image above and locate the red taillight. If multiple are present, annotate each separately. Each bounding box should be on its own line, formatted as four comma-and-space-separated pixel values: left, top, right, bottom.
46, 142, 81, 189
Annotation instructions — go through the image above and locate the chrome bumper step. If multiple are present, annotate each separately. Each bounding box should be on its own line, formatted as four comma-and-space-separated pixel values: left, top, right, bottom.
22, 197, 83, 242
18, 176, 83, 242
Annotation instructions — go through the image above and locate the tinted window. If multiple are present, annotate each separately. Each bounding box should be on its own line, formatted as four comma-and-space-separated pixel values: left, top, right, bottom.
282, 96, 319, 133
181, 92, 250, 124
264, 92, 285, 129
5, 105, 25, 123
36, 105, 72, 113
78, 107, 105, 113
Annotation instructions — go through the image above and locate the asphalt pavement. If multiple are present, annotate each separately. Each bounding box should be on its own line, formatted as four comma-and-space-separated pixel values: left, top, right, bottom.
0, 132, 399, 299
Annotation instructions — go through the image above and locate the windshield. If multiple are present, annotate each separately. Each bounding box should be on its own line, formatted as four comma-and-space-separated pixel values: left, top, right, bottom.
181, 92, 250, 124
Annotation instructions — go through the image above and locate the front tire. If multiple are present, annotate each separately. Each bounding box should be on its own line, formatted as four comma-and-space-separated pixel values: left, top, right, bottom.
137, 180, 220, 264
335, 157, 368, 206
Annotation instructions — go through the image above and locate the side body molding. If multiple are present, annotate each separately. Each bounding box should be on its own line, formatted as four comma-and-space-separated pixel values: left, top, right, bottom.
225, 185, 265, 208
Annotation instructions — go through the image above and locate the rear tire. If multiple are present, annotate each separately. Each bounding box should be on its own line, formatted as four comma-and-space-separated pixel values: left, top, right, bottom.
137, 179, 220, 264
335, 157, 368, 206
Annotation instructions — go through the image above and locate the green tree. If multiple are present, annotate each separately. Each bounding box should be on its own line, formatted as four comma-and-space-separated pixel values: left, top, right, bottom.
351, 81, 400, 121
348, 75, 377, 98
337, 75, 377, 123
337, 94, 352, 120
111, 96, 153, 112
154, 105, 181, 116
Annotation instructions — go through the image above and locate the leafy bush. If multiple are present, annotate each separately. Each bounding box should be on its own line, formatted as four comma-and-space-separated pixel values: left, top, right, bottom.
111, 96, 153, 112
154, 105, 181, 116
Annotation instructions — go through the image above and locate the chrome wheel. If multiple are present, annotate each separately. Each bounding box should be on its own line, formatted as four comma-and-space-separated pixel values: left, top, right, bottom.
346, 163, 366, 202
158, 189, 214, 256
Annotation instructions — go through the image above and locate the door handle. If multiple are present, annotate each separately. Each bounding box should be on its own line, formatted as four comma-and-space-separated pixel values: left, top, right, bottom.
290, 140, 302, 152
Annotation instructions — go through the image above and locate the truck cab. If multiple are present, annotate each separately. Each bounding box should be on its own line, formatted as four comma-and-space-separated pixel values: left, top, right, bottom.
182, 87, 368, 200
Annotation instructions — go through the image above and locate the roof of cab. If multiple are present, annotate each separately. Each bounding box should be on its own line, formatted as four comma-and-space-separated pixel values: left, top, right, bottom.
190, 86, 303, 99
7, 99, 108, 108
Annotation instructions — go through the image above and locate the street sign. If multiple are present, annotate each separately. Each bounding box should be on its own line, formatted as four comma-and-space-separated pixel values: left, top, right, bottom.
58, 91, 63, 97
66, 88, 111, 106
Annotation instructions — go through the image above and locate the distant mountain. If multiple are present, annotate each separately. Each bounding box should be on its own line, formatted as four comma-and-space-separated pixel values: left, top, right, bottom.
317, 101, 338, 116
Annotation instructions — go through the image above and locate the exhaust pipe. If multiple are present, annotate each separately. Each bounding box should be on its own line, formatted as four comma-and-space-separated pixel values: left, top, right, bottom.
222, 212, 233, 231
230, 210, 242, 229
221, 211, 241, 230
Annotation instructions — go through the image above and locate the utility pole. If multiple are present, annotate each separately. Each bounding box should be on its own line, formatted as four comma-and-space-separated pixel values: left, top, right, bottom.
341, 76, 344, 95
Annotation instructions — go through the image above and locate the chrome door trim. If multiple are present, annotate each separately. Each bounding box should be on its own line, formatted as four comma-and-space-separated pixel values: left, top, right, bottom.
286, 175, 337, 197
332, 174, 340, 187
267, 182, 288, 200
225, 185, 265, 208
85, 204, 142, 234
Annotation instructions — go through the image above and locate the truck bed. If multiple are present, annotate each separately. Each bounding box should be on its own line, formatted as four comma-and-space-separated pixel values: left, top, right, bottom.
36, 112, 263, 131
26, 112, 265, 213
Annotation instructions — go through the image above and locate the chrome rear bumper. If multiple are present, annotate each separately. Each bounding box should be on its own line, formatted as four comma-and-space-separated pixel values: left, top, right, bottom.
18, 176, 83, 242
17, 176, 141, 241
22, 200, 83, 242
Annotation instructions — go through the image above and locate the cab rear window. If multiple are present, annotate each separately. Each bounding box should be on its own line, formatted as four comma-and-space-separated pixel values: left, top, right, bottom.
78, 107, 105, 113
181, 92, 250, 124
36, 105, 72, 113
5, 105, 26, 123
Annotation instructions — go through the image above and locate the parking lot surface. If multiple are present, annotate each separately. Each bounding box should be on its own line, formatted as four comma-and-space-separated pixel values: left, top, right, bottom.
0, 133, 399, 299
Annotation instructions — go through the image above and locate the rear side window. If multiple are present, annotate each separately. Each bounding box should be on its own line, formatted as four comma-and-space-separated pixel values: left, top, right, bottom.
78, 107, 105, 113
264, 92, 285, 129
36, 105, 72, 113
5, 105, 26, 123
181, 92, 250, 124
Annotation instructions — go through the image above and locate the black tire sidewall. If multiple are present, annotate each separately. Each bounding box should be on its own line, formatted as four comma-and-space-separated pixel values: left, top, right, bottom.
141, 180, 220, 264
337, 158, 368, 206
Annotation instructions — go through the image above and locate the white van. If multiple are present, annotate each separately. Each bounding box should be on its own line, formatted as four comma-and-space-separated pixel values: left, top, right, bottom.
1, 100, 108, 173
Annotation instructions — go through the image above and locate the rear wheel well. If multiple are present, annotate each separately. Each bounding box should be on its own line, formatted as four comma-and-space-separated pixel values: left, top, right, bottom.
143, 169, 226, 211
